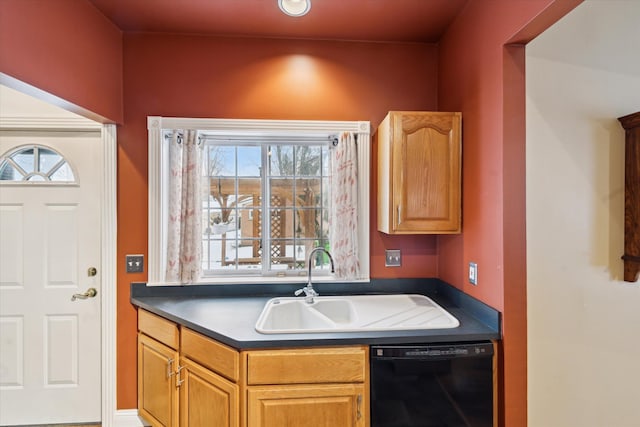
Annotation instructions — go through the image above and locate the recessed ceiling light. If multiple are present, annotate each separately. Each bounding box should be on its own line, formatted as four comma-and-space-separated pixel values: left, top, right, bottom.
278, 0, 311, 17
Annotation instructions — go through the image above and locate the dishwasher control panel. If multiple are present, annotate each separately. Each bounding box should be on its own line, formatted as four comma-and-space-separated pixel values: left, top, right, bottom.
371, 341, 494, 360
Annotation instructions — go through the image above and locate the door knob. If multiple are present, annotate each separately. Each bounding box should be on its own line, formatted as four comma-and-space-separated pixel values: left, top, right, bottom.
71, 287, 98, 301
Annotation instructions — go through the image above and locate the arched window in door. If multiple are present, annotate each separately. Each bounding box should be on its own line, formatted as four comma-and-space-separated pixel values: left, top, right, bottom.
0, 144, 77, 183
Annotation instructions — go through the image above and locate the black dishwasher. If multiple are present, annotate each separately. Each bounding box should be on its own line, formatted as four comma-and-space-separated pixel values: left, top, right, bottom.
370, 341, 494, 427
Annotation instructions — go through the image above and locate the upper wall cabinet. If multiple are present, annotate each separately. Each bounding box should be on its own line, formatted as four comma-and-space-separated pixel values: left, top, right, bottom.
377, 111, 461, 234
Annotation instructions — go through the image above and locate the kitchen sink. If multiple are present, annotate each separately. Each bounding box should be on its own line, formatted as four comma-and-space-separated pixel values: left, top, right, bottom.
255, 294, 459, 334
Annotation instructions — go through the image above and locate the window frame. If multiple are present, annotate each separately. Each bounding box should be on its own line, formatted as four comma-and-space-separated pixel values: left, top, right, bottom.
147, 116, 371, 285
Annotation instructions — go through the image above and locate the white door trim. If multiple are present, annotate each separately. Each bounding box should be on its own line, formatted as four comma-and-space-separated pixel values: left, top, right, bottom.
102, 126, 147, 427
100, 123, 119, 426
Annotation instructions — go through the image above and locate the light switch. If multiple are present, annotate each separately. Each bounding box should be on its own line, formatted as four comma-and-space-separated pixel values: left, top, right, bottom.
126, 254, 144, 273
385, 249, 401, 267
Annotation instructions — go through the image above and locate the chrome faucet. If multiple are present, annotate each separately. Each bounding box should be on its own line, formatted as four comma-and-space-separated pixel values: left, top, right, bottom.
294, 247, 335, 304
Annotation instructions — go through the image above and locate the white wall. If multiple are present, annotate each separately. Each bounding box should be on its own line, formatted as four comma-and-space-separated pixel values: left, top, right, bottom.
0, 85, 86, 119
526, 1, 640, 426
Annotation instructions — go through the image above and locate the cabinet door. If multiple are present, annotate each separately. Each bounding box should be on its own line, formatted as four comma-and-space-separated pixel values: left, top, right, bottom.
138, 333, 179, 427
180, 357, 239, 427
378, 111, 461, 234
247, 384, 366, 427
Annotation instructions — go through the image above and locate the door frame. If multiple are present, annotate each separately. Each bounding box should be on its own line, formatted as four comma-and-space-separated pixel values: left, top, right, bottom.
0, 117, 118, 425
100, 123, 118, 426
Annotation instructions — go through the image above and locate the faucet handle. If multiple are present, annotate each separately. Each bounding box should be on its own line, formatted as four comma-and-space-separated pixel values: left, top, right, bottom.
294, 285, 318, 301
294, 286, 317, 296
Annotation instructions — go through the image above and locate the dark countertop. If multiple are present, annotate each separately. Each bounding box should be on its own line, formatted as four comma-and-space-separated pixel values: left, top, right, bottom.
131, 278, 501, 350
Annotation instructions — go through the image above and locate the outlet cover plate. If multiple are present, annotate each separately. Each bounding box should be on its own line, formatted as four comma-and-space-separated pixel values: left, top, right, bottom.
469, 262, 478, 285
385, 249, 401, 267
126, 254, 144, 273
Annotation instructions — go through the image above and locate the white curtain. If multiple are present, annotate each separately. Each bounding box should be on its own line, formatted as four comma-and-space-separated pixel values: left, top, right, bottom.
165, 130, 202, 283
330, 131, 360, 279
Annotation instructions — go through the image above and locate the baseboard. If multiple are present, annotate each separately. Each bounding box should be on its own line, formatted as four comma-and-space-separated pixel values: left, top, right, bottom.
112, 409, 148, 427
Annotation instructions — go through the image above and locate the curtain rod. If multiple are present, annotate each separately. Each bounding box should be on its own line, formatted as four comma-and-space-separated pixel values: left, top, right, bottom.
164, 132, 340, 146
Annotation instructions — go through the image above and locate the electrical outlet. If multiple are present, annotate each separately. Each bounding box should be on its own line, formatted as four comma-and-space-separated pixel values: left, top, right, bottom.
126, 254, 144, 273
385, 249, 401, 267
469, 262, 478, 285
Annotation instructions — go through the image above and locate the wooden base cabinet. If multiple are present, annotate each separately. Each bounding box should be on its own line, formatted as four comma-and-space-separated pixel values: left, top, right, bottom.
137, 309, 369, 427
245, 346, 369, 427
138, 310, 239, 427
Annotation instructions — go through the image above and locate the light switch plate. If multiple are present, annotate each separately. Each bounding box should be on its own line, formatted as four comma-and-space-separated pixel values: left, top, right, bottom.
126, 254, 144, 273
385, 249, 401, 267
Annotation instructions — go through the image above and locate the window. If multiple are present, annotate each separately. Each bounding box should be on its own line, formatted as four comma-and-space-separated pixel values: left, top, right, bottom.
202, 141, 331, 275
148, 117, 370, 284
0, 144, 76, 183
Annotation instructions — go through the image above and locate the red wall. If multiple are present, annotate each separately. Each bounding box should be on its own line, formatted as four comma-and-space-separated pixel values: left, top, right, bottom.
117, 33, 441, 407
0, 0, 123, 123
437, 1, 582, 425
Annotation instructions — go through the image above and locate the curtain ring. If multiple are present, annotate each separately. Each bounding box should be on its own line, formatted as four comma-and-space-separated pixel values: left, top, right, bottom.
172, 130, 183, 145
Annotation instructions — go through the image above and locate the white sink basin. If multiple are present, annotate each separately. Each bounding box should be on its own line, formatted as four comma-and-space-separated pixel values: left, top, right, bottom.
255, 294, 459, 334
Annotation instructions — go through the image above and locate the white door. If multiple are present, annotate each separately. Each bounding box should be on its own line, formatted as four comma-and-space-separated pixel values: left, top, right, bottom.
0, 131, 102, 425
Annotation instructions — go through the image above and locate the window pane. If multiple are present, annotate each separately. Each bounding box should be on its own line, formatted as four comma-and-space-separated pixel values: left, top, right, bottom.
237, 208, 259, 239
237, 178, 261, 207
269, 239, 297, 270
208, 177, 234, 204
205, 208, 222, 231
294, 207, 318, 238
294, 178, 321, 208
0, 163, 21, 181
296, 146, 322, 176
13, 149, 34, 174
269, 179, 293, 208
238, 206, 261, 242
49, 163, 75, 182
321, 146, 330, 176
38, 148, 62, 174
207, 145, 236, 176
269, 207, 295, 239
293, 208, 305, 238
202, 237, 231, 269
321, 177, 330, 209
237, 146, 261, 177
269, 146, 293, 176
